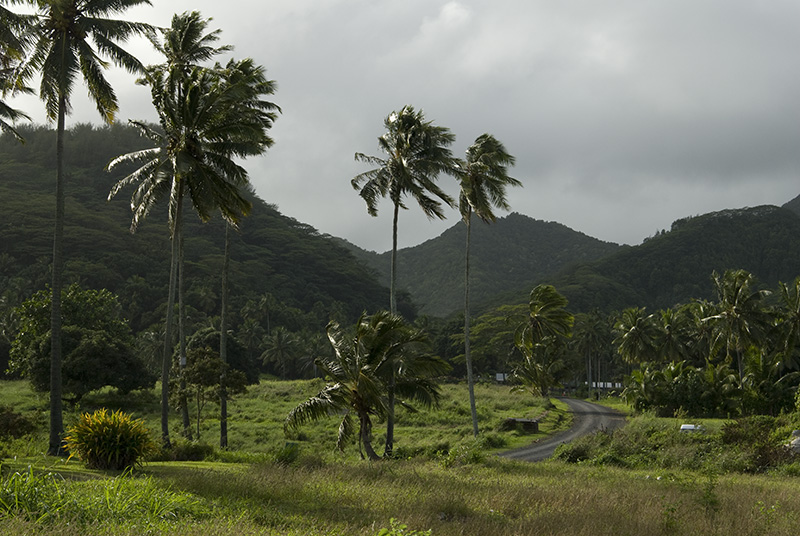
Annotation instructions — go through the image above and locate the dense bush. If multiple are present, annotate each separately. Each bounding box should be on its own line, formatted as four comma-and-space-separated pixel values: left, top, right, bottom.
555, 414, 800, 473
64, 409, 155, 470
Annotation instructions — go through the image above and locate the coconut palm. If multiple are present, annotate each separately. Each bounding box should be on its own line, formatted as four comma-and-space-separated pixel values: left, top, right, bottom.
352, 105, 456, 455
108, 14, 278, 446
515, 284, 574, 350
456, 133, 519, 437
352, 105, 457, 314
614, 307, 660, 365
705, 270, 772, 381
13, 0, 152, 456
0, 1, 32, 141
261, 326, 299, 379
285, 311, 444, 461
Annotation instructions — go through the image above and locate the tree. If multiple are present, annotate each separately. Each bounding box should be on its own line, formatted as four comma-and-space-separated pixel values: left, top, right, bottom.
515, 285, 574, 349
513, 285, 573, 398
351, 105, 456, 455
573, 309, 612, 396
285, 311, 445, 461
456, 133, 519, 437
14, 0, 152, 456
613, 307, 660, 365
0, 1, 31, 141
261, 326, 299, 379
178, 346, 246, 440
10, 284, 154, 402
108, 12, 278, 447
706, 270, 772, 381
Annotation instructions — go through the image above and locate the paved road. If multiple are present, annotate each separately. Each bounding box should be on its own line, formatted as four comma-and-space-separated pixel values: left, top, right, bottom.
499, 398, 626, 462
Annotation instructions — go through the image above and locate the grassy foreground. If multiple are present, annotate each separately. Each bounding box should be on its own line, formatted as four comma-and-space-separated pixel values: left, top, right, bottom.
2, 457, 800, 535
3, 379, 800, 534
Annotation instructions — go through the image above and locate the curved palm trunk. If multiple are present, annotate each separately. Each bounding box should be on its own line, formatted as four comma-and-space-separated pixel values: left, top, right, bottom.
48, 95, 66, 456
464, 216, 479, 437
384, 201, 400, 457
219, 223, 230, 448
360, 412, 380, 461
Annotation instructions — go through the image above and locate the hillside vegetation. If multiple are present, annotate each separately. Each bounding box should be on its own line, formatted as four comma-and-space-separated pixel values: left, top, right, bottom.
0, 124, 390, 334
342, 213, 621, 317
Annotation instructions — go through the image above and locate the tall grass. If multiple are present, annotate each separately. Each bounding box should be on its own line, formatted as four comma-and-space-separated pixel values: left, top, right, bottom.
4, 458, 800, 535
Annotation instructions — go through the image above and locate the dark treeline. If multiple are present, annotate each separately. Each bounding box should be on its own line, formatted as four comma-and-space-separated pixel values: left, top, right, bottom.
0, 123, 395, 381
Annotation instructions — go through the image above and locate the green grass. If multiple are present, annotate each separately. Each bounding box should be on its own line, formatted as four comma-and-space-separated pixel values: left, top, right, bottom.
4, 379, 800, 534
3, 458, 800, 535
0, 379, 562, 461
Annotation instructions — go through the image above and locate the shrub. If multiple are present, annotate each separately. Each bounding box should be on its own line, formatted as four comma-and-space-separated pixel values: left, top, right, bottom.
0, 406, 35, 439
63, 409, 155, 470
150, 440, 215, 462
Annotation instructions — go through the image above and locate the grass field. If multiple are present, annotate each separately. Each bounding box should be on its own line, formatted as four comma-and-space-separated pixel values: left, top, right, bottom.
3, 379, 800, 535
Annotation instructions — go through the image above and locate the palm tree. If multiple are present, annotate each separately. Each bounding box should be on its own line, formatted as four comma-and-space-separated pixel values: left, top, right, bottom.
613, 307, 660, 365
352, 105, 456, 455
776, 277, 800, 372
108, 14, 278, 446
513, 285, 573, 399
352, 105, 457, 314
261, 326, 299, 379
706, 270, 772, 381
284, 311, 444, 461
515, 284, 574, 349
456, 133, 519, 437
573, 309, 612, 396
14, 0, 152, 456
0, 1, 31, 141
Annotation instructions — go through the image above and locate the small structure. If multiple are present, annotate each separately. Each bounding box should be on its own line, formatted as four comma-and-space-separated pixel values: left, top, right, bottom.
500, 418, 539, 433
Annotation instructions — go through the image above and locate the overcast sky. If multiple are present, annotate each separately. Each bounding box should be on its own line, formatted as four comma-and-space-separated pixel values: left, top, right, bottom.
11, 0, 800, 252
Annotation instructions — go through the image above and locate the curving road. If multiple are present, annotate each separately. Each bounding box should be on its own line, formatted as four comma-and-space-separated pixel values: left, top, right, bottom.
499, 397, 626, 462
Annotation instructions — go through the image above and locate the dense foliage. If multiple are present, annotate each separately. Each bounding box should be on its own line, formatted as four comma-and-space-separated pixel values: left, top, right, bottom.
346, 212, 621, 317
0, 124, 390, 379
10, 284, 154, 401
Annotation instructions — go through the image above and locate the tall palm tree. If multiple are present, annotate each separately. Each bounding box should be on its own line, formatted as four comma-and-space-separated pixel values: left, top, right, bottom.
108, 16, 278, 446
14, 0, 152, 456
456, 133, 519, 437
352, 105, 457, 315
352, 105, 456, 455
285, 311, 445, 461
706, 270, 772, 381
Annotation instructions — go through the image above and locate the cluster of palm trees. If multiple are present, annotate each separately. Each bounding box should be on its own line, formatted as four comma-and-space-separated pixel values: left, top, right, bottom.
2, 2, 278, 453
616, 269, 800, 416
352, 105, 521, 441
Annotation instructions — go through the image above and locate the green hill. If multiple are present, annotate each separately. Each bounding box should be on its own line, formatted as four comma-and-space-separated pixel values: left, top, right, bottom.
0, 124, 389, 335
340, 213, 622, 317
546, 205, 800, 313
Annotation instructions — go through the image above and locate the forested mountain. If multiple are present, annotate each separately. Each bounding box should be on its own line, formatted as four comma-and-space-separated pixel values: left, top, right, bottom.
542, 205, 800, 313
340, 213, 622, 317
0, 124, 389, 337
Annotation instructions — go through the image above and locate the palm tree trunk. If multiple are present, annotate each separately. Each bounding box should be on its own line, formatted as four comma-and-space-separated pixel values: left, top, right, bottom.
360, 412, 380, 461
178, 216, 192, 439
464, 216, 479, 437
390, 201, 399, 315
384, 201, 400, 457
48, 95, 66, 457
219, 223, 230, 448
161, 181, 184, 449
